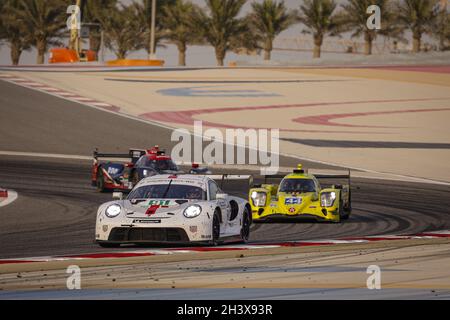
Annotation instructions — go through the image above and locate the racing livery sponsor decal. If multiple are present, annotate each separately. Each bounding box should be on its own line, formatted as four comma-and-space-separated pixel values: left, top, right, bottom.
145, 200, 171, 216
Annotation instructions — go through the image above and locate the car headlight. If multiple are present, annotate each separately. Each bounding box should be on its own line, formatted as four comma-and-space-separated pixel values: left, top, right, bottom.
251, 191, 267, 207
321, 192, 336, 207
105, 204, 122, 218
183, 205, 202, 218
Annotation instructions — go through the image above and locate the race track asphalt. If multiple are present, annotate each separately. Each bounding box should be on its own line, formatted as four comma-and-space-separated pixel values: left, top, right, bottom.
1, 79, 450, 259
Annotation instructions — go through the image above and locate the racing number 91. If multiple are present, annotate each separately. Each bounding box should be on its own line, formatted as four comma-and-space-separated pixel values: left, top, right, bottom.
221, 304, 273, 316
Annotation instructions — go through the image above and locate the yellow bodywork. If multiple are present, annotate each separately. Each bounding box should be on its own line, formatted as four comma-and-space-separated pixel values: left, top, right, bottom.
249, 166, 351, 223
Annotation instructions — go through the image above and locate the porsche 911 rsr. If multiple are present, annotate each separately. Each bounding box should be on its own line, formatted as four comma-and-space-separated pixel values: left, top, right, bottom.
91, 145, 210, 192
249, 165, 352, 223
95, 174, 252, 247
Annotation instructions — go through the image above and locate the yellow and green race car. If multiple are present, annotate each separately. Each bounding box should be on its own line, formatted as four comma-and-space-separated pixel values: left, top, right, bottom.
249, 165, 352, 223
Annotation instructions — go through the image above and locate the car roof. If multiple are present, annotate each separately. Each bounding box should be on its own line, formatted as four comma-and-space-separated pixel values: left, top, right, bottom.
138, 174, 210, 187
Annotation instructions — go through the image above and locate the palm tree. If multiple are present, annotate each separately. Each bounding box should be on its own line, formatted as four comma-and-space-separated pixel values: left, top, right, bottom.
396, 0, 438, 52
99, 4, 146, 59
14, 0, 68, 64
192, 0, 250, 66
249, 0, 296, 60
432, 2, 450, 51
341, 0, 395, 55
81, 0, 118, 58
160, 0, 200, 66
298, 0, 341, 58
0, 0, 33, 65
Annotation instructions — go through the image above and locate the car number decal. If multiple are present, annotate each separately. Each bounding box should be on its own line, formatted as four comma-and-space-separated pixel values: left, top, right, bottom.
148, 200, 171, 206
285, 197, 302, 205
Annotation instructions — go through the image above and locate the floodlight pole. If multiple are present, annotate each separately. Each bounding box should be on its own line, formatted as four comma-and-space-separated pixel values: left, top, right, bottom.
149, 0, 157, 60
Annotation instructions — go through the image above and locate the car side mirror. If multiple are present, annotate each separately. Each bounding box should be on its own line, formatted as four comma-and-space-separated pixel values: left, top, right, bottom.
216, 193, 228, 200
112, 192, 123, 200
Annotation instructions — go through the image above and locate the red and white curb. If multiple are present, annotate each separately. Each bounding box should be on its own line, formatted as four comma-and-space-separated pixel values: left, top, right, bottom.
0, 74, 120, 113
0, 188, 18, 208
1, 230, 449, 265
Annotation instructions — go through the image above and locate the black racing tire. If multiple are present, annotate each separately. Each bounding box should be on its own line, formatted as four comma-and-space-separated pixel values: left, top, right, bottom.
96, 170, 106, 193
240, 207, 251, 243
341, 191, 352, 220
337, 199, 345, 222
98, 242, 120, 248
210, 210, 221, 246
131, 171, 140, 186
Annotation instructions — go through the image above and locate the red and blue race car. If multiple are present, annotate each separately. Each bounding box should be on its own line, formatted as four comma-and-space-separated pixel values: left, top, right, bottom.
91, 146, 210, 192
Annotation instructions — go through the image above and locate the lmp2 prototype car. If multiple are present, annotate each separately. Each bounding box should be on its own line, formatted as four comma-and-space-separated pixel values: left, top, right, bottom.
91, 145, 210, 192
95, 174, 252, 247
249, 165, 352, 223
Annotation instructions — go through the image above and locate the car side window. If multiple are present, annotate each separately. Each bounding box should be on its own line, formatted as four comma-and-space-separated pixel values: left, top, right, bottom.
208, 180, 219, 200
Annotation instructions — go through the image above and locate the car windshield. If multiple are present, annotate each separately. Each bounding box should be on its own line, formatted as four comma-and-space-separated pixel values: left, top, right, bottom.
142, 158, 178, 171
128, 184, 206, 200
279, 179, 316, 193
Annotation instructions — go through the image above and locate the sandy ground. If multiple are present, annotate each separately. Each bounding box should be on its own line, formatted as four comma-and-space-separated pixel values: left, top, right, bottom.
2, 66, 449, 182
1, 239, 449, 292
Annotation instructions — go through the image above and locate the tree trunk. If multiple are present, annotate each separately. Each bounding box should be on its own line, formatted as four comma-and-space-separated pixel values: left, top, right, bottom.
364, 31, 373, 55
36, 39, 46, 64
89, 32, 101, 60
412, 33, 421, 53
177, 42, 187, 66
215, 47, 226, 66
439, 34, 446, 51
313, 45, 321, 58
264, 38, 273, 61
313, 35, 323, 58
117, 50, 127, 60
10, 41, 22, 66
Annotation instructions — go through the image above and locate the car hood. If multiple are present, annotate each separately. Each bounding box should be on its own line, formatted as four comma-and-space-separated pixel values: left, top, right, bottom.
277, 192, 318, 214
123, 199, 195, 217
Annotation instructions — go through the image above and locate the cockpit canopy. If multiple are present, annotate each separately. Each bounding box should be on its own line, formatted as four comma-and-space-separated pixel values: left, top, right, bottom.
279, 178, 316, 193
128, 184, 206, 200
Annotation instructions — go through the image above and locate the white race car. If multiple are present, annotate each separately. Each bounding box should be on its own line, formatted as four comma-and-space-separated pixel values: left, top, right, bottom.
95, 174, 252, 247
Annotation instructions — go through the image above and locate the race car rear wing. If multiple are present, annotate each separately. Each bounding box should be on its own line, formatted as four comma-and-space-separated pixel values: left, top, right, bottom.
93, 148, 147, 164
314, 171, 351, 188
207, 174, 254, 188
261, 170, 351, 187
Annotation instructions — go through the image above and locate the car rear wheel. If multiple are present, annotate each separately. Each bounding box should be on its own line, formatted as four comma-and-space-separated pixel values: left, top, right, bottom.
337, 199, 345, 222
210, 210, 221, 246
341, 192, 352, 220
240, 208, 251, 243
